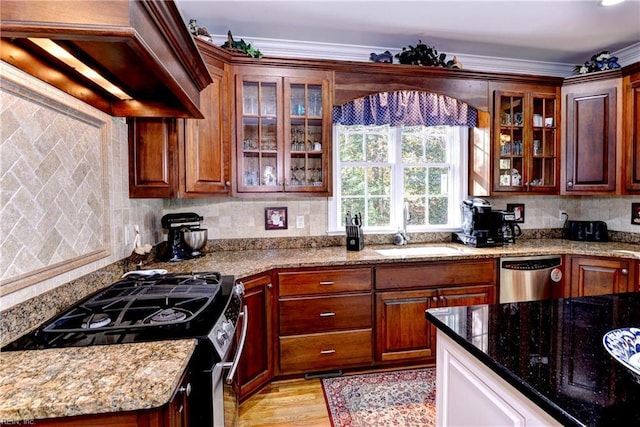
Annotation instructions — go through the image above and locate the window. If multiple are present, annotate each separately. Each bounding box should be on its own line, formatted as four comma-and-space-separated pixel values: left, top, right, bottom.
328, 124, 467, 233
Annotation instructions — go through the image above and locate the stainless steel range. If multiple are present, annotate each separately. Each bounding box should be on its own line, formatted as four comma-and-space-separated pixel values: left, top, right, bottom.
3, 270, 247, 427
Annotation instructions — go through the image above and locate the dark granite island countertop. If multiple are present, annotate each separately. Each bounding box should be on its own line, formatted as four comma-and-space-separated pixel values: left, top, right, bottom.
426, 292, 640, 426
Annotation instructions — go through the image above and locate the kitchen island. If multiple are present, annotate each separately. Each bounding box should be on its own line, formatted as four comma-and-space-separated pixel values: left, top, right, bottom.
426, 292, 640, 426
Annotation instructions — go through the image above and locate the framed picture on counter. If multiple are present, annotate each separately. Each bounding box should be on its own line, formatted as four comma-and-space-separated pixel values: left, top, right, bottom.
506, 203, 525, 223
265, 207, 288, 230
632, 203, 640, 225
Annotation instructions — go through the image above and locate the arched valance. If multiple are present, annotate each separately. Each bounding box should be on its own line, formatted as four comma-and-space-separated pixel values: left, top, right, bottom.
332, 90, 477, 127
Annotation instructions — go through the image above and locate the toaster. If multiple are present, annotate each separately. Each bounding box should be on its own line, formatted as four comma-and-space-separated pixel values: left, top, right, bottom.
564, 220, 608, 242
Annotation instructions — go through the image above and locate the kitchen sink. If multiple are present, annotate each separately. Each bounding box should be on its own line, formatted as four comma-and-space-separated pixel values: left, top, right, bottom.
376, 246, 464, 257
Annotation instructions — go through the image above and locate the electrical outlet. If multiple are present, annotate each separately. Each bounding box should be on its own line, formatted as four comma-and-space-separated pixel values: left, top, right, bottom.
296, 215, 305, 229
559, 210, 567, 221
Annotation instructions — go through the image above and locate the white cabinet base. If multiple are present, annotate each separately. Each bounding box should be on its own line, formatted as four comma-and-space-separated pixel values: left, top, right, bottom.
435, 331, 561, 427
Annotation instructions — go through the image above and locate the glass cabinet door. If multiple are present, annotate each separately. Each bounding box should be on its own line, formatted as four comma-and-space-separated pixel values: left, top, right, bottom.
530, 95, 557, 191
493, 90, 559, 194
496, 94, 525, 189
235, 68, 331, 195
286, 82, 325, 190
237, 77, 282, 192
284, 76, 330, 193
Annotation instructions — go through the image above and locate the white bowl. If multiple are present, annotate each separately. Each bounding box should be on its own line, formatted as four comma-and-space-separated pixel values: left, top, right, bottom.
602, 327, 640, 378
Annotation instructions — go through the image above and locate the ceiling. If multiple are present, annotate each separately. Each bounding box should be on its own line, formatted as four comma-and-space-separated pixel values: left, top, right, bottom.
175, 0, 640, 66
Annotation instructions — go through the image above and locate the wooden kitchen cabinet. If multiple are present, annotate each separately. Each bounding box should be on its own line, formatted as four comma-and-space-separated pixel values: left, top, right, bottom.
623, 65, 640, 193
565, 255, 635, 297
234, 66, 333, 195
128, 117, 178, 198
492, 88, 560, 194
562, 71, 622, 194
375, 260, 496, 363
238, 273, 275, 401
129, 40, 231, 198
178, 40, 232, 196
277, 267, 373, 375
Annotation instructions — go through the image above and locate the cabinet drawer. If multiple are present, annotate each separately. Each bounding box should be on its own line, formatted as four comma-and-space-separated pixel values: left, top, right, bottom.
280, 294, 372, 335
279, 329, 372, 373
375, 260, 496, 290
278, 268, 372, 296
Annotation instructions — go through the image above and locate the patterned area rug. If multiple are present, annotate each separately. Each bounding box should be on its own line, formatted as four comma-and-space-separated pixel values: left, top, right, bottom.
321, 368, 436, 427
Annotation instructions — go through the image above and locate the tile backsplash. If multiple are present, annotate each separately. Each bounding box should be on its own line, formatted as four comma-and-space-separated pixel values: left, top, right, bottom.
0, 63, 161, 310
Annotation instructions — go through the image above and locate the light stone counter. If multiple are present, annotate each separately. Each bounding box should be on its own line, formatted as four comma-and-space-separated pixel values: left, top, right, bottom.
0, 339, 196, 422
149, 239, 640, 279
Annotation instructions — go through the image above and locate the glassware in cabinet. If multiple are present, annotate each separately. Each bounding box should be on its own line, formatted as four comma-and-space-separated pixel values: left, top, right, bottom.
235, 68, 332, 195
237, 76, 283, 192
497, 94, 524, 189
530, 95, 557, 189
284, 78, 329, 192
493, 90, 559, 193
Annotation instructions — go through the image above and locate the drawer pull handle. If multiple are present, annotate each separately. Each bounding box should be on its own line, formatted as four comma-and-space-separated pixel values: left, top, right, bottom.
320, 349, 336, 355
319, 281, 335, 286
320, 312, 336, 317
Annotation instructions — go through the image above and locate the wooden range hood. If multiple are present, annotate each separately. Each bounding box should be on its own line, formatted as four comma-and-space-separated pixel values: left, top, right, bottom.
1, 0, 212, 118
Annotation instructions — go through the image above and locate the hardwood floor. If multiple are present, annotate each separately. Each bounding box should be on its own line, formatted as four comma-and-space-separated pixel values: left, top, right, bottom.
238, 378, 331, 427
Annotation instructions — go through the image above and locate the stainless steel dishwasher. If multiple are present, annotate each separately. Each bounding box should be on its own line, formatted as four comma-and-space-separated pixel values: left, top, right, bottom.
499, 256, 563, 303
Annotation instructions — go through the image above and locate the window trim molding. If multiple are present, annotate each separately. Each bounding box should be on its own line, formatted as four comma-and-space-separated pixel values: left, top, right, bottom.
328, 125, 468, 235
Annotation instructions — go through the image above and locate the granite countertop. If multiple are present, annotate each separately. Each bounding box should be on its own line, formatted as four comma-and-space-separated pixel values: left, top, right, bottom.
1, 238, 638, 422
426, 293, 640, 426
0, 339, 196, 421
149, 239, 640, 279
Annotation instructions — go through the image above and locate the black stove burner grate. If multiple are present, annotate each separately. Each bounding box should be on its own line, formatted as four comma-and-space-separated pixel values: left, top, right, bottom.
42, 272, 222, 334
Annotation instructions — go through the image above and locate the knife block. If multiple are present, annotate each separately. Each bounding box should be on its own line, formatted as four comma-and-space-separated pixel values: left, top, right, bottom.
346, 225, 364, 251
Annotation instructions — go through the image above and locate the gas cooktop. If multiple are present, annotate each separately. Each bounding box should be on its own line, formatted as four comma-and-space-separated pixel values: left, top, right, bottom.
4, 271, 234, 350
44, 272, 222, 333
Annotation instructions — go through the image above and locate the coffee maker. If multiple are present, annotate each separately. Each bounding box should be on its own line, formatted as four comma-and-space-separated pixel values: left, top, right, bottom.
157, 212, 204, 262
493, 210, 522, 244
453, 199, 509, 247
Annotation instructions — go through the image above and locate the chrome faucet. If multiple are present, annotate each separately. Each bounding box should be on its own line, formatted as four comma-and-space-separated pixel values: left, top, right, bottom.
394, 203, 410, 245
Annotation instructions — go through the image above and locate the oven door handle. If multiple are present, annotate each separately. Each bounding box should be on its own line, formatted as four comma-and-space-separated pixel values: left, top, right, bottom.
224, 305, 248, 385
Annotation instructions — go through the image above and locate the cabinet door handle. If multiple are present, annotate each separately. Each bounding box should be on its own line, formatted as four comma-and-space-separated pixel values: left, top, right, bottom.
621, 269, 629, 275
225, 181, 231, 187
319, 281, 335, 286
432, 296, 438, 302
567, 181, 573, 187
267, 283, 273, 289
320, 349, 336, 355
320, 312, 336, 317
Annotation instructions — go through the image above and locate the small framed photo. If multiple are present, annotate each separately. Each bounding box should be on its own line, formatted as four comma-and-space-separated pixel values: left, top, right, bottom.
265, 207, 288, 230
507, 203, 525, 223
632, 203, 640, 225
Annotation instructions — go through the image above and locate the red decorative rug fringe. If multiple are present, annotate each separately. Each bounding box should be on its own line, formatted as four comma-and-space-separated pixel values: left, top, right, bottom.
321, 368, 436, 427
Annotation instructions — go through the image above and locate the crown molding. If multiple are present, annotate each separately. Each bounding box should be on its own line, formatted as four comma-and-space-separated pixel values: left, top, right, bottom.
207, 34, 640, 78
615, 42, 640, 66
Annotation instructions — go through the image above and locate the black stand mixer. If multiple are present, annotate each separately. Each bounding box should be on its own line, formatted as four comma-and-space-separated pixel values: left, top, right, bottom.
157, 213, 205, 262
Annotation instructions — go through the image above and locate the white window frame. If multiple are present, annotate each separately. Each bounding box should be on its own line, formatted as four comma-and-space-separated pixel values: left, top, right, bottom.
328, 125, 468, 235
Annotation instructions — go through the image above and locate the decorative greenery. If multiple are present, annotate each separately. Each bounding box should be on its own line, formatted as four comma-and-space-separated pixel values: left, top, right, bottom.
221, 31, 263, 58
574, 50, 620, 74
395, 41, 461, 69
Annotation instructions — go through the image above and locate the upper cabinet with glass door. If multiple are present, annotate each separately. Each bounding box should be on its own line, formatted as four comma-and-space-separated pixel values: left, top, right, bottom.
235, 67, 333, 196
493, 89, 559, 194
